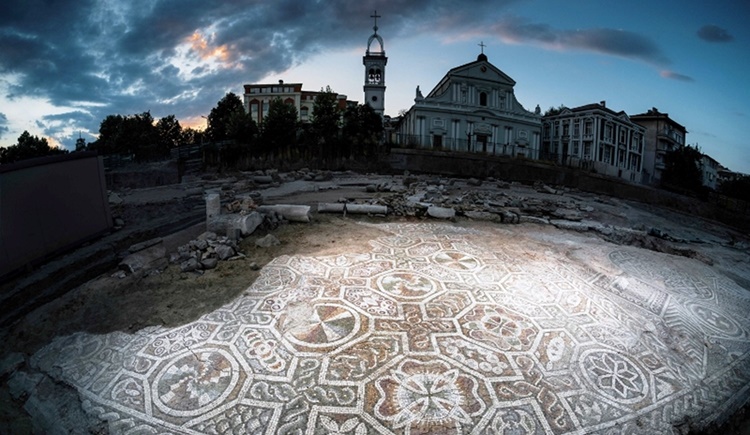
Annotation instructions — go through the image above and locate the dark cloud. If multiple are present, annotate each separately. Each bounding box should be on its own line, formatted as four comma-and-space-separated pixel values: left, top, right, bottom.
660, 70, 694, 82
0, 0, 515, 142
492, 17, 671, 66
0, 113, 8, 139
697, 25, 733, 43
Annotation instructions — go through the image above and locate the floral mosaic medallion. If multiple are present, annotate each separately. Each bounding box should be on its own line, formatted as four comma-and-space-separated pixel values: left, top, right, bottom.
579, 349, 648, 405
368, 358, 490, 434
30, 223, 750, 434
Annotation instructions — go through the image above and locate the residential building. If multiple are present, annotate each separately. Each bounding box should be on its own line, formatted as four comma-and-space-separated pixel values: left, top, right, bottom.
541, 101, 645, 183
700, 153, 720, 190
395, 51, 541, 158
630, 108, 687, 186
242, 80, 352, 125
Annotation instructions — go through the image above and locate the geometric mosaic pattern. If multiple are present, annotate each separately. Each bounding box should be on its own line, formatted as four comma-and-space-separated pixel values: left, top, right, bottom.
32, 223, 750, 434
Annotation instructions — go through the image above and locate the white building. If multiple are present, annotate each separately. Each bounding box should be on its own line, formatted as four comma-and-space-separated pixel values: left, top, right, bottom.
396, 51, 541, 158
700, 153, 720, 190
630, 108, 687, 186
542, 102, 645, 183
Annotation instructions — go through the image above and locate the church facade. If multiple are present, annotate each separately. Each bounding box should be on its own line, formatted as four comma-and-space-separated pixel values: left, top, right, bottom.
395, 52, 542, 158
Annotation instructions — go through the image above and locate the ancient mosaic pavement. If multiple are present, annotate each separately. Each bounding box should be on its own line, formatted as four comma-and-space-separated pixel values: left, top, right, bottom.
33, 223, 750, 434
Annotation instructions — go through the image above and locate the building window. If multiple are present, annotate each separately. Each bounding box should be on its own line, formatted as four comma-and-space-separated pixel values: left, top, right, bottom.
479, 92, 487, 106
544, 125, 551, 138
368, 67, 381, 84
573, 122, 580, 137
300, 106, 309, 121
554, 124, 559, 137
250, 101, 259, 122
562, 122, 569, 136
605, 124, 613, 142
584, 121, 593, 136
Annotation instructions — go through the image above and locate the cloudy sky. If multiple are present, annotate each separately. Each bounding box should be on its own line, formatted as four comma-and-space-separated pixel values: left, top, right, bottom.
1, 0, 748, 172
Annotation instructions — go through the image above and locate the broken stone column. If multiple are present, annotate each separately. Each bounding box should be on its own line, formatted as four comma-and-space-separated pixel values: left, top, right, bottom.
206, 192, 221, 222
317, 203, 388, 215
207, 211, 264, 236
257, 204, 311, 223
427, 205, 456, 219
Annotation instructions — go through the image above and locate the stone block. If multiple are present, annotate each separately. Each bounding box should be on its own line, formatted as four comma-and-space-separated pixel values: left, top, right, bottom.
214, 244, 235, 260
201, 257, 219, 270
427, 205, 455, 219
239, 212, 264, 236
119, 244, 167, 274
205, 193, 221, 222
256, 234, 281, 248
180, 257, 201, 272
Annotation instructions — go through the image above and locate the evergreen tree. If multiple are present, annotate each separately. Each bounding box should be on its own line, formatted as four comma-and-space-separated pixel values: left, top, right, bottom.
310, 86, 341, 157
342, 103, 383, 157
207, 92, 245, 143
662, 144, 703, 194
260, 98, 298, 155
0, 131, 67, 164
156, 114, 183, 149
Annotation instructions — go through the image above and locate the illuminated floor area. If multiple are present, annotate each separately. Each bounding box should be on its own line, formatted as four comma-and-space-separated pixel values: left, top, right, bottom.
33, 223, 750, 434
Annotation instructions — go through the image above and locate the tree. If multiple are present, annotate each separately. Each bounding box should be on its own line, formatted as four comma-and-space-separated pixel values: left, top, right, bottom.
207, 92, 244, 143
0, 131, 67, 164
661, 144, 703, 194
181, 127, 205, 146
342, 103, 383, 157
156, 115, 182, 149
543, 105, 567, 117
310, 86, 342, 156
226, 110, 258, 145
90, 111, 160, 160
260, 98, 298, 155
719, 175, 750, 202
91, 114, 125, 155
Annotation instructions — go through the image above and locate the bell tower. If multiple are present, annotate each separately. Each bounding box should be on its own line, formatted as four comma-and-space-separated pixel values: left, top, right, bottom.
363, 10, 387, 116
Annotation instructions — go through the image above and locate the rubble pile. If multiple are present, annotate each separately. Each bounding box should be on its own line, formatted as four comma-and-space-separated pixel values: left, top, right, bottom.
170, 231, 244, 273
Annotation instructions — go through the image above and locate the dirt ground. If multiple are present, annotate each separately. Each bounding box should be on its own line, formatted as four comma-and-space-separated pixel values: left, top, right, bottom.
2, 215, 393, 357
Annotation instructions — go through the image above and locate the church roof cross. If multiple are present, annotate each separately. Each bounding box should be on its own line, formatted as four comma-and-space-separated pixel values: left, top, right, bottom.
371, 10, 381, 33
479, 41, 486, 54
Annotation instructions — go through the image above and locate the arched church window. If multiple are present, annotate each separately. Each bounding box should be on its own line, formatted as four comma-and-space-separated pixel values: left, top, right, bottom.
479, 92, 488, 106
368, 67, 382, 84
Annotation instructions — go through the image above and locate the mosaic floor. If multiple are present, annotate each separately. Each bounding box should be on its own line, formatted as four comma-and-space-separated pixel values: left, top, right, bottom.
33, 223, 750, 434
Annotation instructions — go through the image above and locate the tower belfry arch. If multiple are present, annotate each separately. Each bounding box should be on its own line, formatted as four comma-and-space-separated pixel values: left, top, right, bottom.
363, 10, 387, 116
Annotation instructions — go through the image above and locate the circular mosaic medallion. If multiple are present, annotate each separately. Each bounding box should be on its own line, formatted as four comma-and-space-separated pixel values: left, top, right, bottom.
687, 303, 743, 338
579, 349, 648, 404
433, 251, 481, 271
277, 303, 360, 348
152, 348, 239, 417
376, 271, 438, 299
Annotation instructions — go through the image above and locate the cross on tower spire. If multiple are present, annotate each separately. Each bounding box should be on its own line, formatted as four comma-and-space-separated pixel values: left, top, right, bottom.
478, 41, 486, 54
371, 10, 381, 33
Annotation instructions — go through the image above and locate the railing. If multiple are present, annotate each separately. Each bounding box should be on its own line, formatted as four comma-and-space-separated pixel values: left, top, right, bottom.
395, 134, 535, 158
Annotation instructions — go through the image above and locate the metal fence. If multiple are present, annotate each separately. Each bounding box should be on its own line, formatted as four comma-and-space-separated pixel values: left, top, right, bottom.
395, 134, 538, 159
